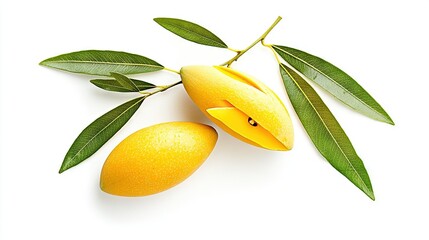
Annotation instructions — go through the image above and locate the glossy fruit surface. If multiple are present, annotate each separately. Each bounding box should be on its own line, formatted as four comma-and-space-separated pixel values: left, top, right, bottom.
181, 65, 293, 150
100, 122, 218, 197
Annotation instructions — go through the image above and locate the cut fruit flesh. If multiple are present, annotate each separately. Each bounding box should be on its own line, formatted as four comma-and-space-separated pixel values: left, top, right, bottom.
206, 106, 287, 150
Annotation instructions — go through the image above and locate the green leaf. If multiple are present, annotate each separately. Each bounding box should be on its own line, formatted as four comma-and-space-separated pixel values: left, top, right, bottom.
279, 63, 375, 200
273, 45, 394, 125
90, 79, 155, 92
154, 17, 228, 48
40, 50, 164, 76
110, 72, 140, 91
60, 97, 145, 173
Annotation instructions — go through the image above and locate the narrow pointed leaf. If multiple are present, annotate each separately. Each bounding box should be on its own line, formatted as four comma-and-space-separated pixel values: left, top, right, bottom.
110, 72, 140, 91
90, 79, 155, 92
40, 50, 164, 76
273, 45, 394, 125
154, 17, 228, 48
60, 97, 145, 173
279, 63, 374, 200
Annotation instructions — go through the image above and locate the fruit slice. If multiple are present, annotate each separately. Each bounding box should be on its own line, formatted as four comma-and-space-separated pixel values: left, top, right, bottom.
207, 107, 287, 150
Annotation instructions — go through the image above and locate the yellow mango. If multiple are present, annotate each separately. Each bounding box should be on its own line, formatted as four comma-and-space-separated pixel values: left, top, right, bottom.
100, 122, 218, 197
180, 65, 293, 151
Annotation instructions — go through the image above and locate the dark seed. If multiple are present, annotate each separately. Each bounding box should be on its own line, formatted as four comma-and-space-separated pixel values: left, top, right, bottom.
248, 117, 258, 127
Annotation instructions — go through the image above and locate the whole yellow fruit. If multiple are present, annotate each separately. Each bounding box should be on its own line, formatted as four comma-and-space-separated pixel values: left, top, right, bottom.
180, 65, 293, 151
100, 122, 218, 197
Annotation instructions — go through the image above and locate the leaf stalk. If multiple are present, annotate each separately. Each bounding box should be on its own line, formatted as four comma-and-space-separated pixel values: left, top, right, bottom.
140, 81, 182, 97
221, 16, 282, 66
163, 67, 181, 74
261, 39, 282, 64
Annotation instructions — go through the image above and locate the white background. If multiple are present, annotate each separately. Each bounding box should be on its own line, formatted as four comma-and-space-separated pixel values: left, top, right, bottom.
1, 0, 428, 239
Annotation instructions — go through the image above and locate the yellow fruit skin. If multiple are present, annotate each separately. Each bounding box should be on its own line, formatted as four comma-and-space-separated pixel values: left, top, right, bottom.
100, 122, 218, 197
180, 65, 294, 151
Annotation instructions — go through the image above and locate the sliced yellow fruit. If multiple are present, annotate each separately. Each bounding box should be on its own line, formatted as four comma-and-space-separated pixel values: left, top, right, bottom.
207, 107, 287, 150
180, 65, 294, 151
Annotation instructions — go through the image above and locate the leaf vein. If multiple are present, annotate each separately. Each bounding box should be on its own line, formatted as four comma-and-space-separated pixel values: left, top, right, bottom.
274, 46, 386, 121
280, 64, 371, 194
47, 60, 164, 68
161, 22, 224, 47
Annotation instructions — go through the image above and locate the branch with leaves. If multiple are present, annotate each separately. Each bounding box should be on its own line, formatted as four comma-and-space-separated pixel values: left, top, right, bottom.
40, 16, 393, 200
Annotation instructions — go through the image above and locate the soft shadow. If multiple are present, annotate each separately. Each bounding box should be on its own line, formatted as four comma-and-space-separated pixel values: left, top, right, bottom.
93, 180, 172, 221
211, 129, 286, 168
170, 88, 210, 123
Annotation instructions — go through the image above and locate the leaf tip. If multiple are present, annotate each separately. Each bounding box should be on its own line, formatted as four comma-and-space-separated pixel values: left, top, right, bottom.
379, 114, 395, 125
59, 157, 74, 173
58, 165, 67, 174
379, 111, 395, 125
39, 59, 48, 66
387, 118, 395, 126
368, 191, 376, 201
153, 17, 165, 25
363, 183, 375, 200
